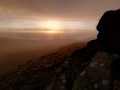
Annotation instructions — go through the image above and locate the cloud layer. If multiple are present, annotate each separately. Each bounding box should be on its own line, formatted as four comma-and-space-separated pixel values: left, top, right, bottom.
0, 0, 120, 21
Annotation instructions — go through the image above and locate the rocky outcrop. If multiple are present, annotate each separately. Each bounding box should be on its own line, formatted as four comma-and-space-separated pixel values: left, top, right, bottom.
97, 9, 120, 53
46, 40, 99, 90
72, 51, 120, 90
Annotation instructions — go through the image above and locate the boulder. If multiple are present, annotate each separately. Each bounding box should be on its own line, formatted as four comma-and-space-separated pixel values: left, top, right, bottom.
97, 9, 120, 53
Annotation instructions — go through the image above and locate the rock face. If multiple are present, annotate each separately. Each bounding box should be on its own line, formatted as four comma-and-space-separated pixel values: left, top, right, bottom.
72, 51, 120, 90
97, 9, 120, 53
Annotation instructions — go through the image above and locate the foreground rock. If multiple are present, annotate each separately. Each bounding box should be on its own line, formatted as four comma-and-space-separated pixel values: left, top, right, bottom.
72, 51, 120, 90
97, 9, 120, 53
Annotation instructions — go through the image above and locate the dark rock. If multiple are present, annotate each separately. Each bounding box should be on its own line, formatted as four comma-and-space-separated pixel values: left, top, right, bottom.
65, 40, 99, 90
72, 51, 120, 90
97, 9, 120, 53
0, 76, 2, 80
20, 85, 37, 90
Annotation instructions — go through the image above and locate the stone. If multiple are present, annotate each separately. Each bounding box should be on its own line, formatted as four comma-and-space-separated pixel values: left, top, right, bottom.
93, 83, 98, 89
80, 71, 85, 76
20, 85, 36, 90
60, 86, 64, 90
102, 80, 108, 85
100, 63, 104, 67
97, 9, 120, 53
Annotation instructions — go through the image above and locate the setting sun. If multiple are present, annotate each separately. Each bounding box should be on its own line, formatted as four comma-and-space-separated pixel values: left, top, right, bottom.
41, 20, 63, 30
45, 30, 57, 33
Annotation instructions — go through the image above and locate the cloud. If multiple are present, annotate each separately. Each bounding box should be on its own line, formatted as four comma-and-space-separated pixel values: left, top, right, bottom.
0, 0, 120, 21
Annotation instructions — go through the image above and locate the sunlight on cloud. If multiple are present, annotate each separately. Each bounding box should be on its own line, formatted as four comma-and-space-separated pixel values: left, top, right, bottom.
38, 20, 97, 31
39, 20, 63, 30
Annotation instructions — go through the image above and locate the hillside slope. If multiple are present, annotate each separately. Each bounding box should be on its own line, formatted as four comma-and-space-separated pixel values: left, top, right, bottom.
0, 40, 92, 90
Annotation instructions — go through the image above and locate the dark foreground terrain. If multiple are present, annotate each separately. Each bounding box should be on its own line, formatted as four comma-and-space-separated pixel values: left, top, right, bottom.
0, 39, 99, 90
1, 38, 120, 90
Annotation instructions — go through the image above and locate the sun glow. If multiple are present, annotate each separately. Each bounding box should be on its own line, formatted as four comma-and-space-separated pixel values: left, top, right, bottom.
41, 20, 63, 30
45, 30, 57, 33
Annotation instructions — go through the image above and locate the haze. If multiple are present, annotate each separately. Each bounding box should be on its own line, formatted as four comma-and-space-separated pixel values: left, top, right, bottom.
0, 0, 120, 74
0, 0, 120, 30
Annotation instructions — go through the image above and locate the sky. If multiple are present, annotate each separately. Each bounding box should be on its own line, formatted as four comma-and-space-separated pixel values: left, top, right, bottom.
0, 0, 120, 31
